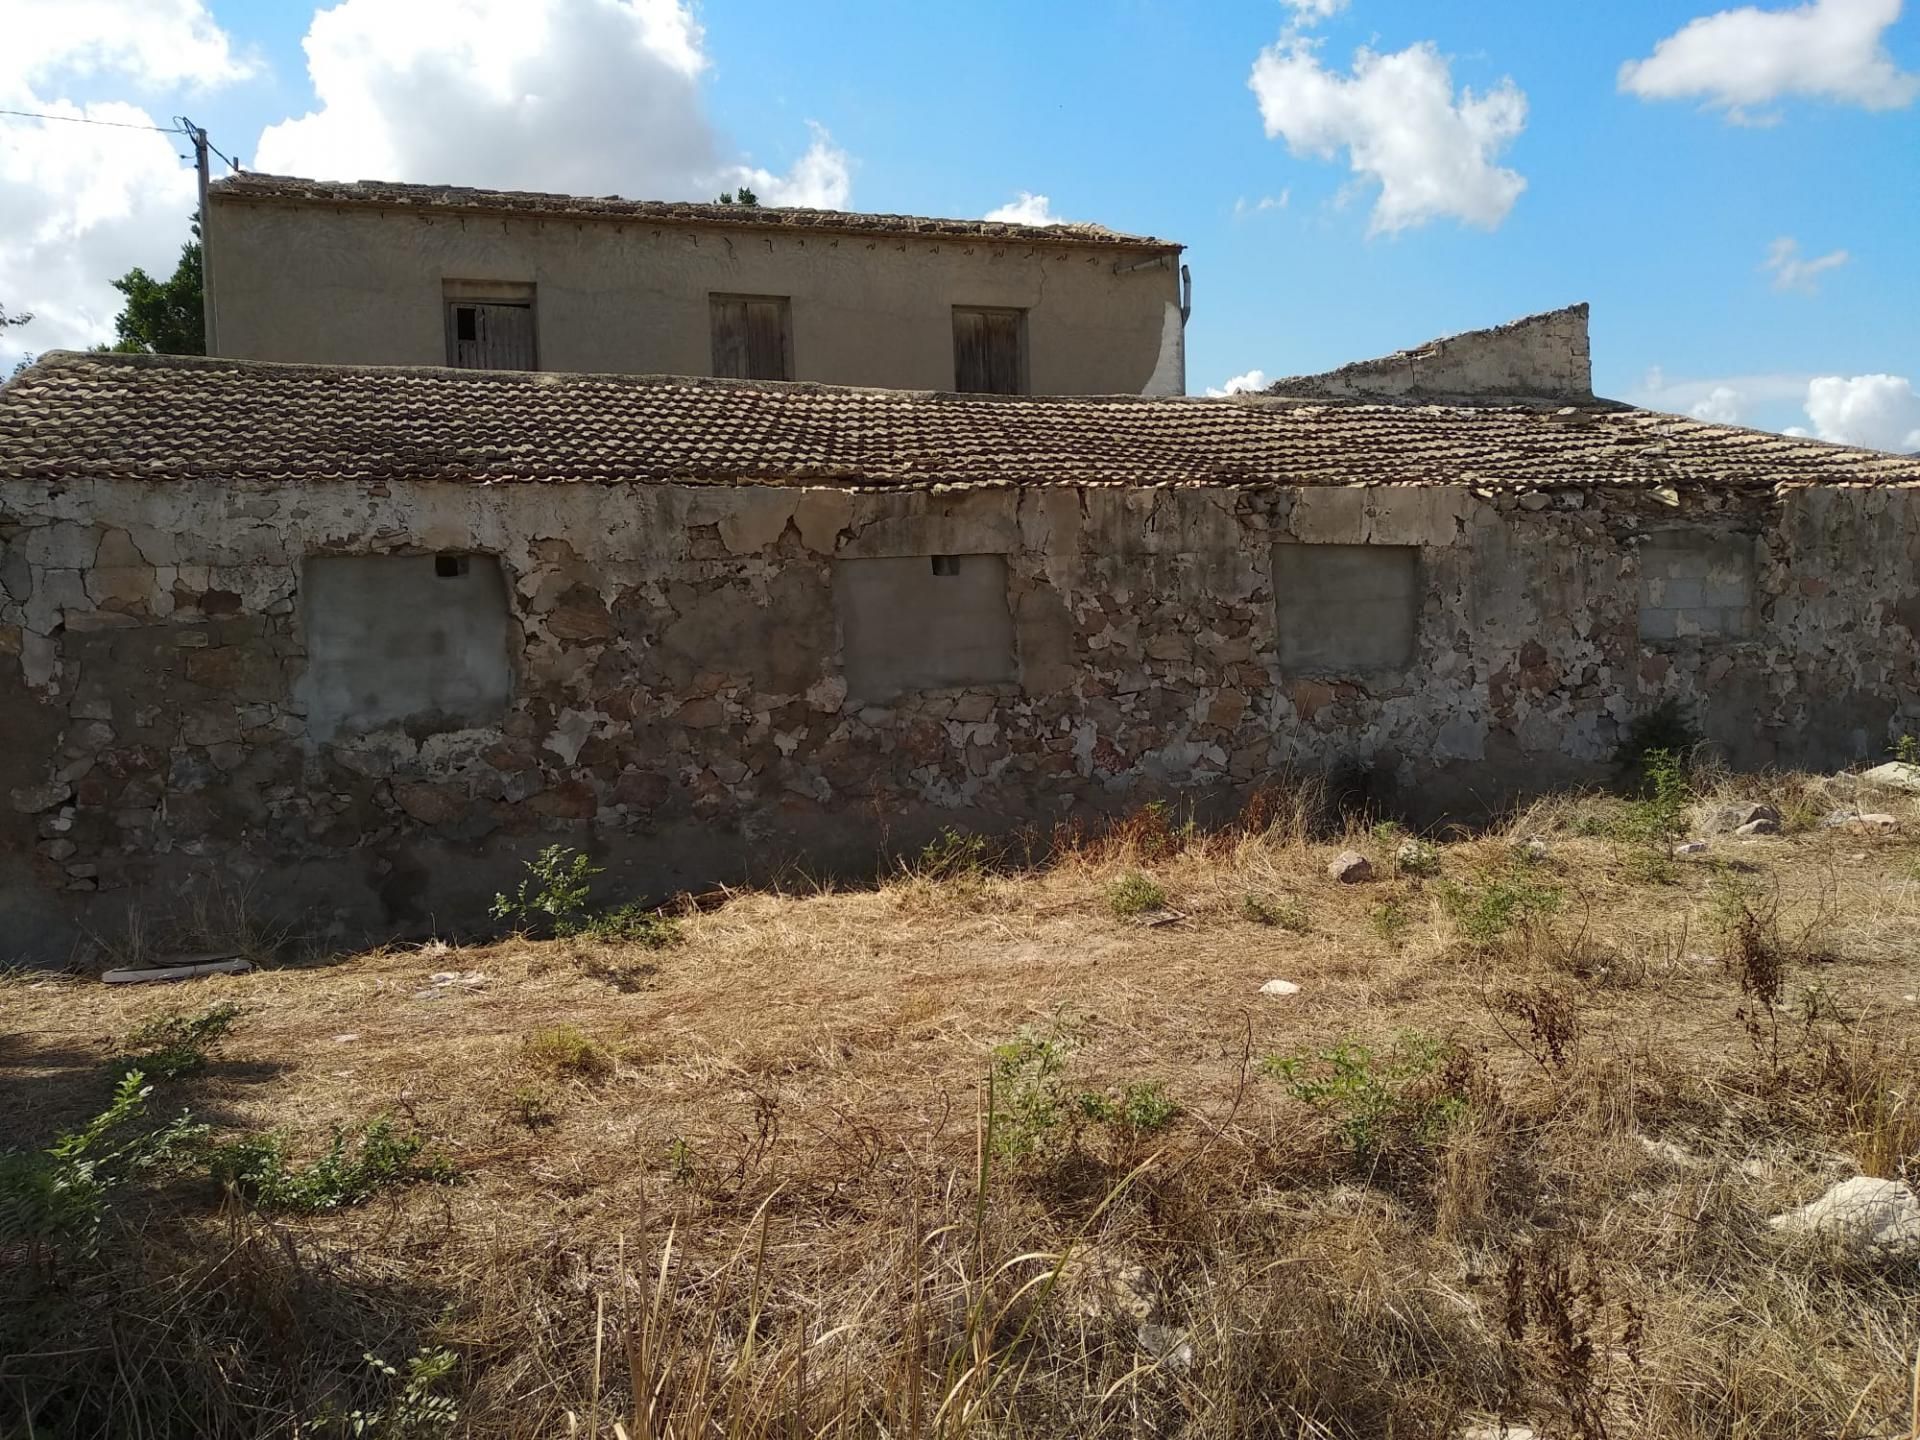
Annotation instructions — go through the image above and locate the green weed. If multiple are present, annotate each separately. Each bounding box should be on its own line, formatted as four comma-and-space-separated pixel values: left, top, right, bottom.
913, 827, 991, 882
1437, 867, 1563, 948
117, 1000, 242, 1082
1262, 1033, 1474, 1160
523, 1024, 614, 1079
1243, 892, 1309, 930
1371, 897, 1414, 947
1108, 873, 1168, 919
208, 1116, 458, 1214
309, 1347, 460, 1438
0, 1070, 206, 1271
1076, 1081, 1180, 1136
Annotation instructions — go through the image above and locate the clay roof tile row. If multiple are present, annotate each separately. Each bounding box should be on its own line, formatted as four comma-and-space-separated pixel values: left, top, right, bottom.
3, 351, 1917, 493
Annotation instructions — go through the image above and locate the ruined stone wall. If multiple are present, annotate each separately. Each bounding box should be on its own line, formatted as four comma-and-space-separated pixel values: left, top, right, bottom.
3, 475, 1915, 962
1268, 304, 1594, 403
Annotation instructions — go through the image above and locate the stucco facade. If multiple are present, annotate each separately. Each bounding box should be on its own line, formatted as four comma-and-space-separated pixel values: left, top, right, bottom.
204, 176, 1187, 394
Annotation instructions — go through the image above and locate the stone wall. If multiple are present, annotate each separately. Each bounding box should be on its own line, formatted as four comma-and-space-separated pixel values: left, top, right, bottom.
1267, 304, 1593, 404
3, 475, 1916, 963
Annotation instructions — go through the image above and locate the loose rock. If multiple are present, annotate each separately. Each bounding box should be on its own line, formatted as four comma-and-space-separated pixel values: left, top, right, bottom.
1733, 817, 1780, 837
1858, 760, 1920, 794
1769, 1176, 1920, 1255
1698, 800, 1779, 835
1260, 979, 1301, 997
1674, 840, 1708, 855
1326, 850, 1373, 884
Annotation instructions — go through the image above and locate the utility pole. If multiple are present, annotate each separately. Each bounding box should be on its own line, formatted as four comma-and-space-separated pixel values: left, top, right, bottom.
178, 116, 216, 355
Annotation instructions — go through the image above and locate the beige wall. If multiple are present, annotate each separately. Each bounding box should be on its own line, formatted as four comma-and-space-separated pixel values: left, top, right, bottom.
206, 198, 1186, 395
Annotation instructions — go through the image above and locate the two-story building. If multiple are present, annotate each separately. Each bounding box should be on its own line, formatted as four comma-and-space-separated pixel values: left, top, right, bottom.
202, 174, 1189, 395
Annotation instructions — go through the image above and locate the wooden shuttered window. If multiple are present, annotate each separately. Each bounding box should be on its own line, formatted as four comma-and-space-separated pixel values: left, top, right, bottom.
710, 295, 793, 381
952, 307, 1027, 395
445, 301, 536, 371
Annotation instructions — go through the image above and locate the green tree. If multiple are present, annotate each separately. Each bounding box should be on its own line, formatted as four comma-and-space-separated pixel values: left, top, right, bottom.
715, 185, 760, 206
2, 304, 31, 380
105, 218, 204, 355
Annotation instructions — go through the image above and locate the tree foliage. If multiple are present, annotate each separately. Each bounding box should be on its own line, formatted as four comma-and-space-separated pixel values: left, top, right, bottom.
105, 218, 204, 356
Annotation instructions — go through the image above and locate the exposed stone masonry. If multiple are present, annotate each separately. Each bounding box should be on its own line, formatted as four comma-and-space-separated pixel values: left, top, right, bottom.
5, 473, 1918, 962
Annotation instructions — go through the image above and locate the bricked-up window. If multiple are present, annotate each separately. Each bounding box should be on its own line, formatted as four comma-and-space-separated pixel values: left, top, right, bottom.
953, 307, 1027, 394
1638, 530, 1756, 642
444, 281, 536, 370
834, 554, 1016, 701
1272, 543, 1420, 674
296, 554, 513, 741
710, 294, 794, 381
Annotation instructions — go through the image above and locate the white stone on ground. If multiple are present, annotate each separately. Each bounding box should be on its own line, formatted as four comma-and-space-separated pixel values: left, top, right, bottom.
1769, 1176, 1920, 1255
1859, 760, 1920, 794
1260, 979, 1301, 997
1674, 840, 1708, 855
1326, 850, 1373, 883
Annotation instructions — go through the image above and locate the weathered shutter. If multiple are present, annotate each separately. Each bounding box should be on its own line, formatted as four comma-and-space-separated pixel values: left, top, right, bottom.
447, 302, 535, 370
953, 308, 1024, 394
711, 297, 791, 380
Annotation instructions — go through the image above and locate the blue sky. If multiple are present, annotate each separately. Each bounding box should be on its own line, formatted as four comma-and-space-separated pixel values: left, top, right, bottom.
5, 0, 1917, 445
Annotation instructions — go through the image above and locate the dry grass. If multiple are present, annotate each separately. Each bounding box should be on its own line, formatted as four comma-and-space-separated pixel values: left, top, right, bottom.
4, 772, 1920, 1438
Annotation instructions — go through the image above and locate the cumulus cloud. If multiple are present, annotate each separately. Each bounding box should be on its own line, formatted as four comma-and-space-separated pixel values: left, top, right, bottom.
256, 0, 848, 205
727, 122, 852, 208
1281, 0, 1349, 19
1, 0, 247, 367
10, 0, 254, 91
1205, 369, 1272, 397
1689, 385, 1747, 423
984, 191, 1058, 225
1761, 236, 1851, 292
1233, 192, 1289, 216
1249, 37, 1528, 233
1619, 0, 1919, 121
1802, 374, 1920, 451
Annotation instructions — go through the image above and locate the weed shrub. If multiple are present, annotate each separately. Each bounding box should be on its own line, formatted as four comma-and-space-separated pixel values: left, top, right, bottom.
523, 1024, 614, 1078
1107, 872, 1167, 919
1437, 866, 1562, 948
1242, 893, 1308, 929
1611, 747, 1694, 880
116, 1000, 242, 1081
1263, 1033, 1477, 1161
309, 1348, 460, 1439
0, 1071, 205, 1271
208, 1117, 457, 1213
912, 827, 992, 882
988, 1025, 1179, 1162
491, 845, 679, 943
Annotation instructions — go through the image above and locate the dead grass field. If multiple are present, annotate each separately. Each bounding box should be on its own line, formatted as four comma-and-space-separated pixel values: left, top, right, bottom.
5, 772, 1920, 1439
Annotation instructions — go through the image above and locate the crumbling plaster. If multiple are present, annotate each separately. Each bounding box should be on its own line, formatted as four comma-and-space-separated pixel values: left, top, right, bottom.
2, 474, 1915, 961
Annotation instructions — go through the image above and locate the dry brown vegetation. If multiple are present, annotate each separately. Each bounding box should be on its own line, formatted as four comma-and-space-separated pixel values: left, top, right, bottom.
5, 771, 1920, 1439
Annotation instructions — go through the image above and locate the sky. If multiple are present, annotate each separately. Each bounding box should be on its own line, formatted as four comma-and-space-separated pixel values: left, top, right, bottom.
2, 0, 1917, 449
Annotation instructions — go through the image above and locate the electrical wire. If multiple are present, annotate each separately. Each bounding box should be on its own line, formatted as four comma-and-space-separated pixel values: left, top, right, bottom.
0, 107, 184, 134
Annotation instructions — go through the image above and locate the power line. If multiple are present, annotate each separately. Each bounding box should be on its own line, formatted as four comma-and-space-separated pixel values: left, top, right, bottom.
0, 107, 184, 134
1, 107, 243, 171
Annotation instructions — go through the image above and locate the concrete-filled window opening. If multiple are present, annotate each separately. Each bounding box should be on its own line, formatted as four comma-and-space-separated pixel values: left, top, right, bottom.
296, 553, 514, 740
1638, 530, 1756, 641
1272, 543, 1421, 674
834, 554, 1017, 701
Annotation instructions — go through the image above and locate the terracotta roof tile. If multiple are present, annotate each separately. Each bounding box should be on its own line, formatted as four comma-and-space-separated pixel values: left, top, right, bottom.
210, 173, 1181, 251
4, 351, 1917, 492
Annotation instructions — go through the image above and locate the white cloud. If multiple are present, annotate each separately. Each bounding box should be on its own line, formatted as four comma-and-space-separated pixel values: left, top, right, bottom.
1689, 385, 1747, 423
984, 191, 1057, 225
1761, 236, 1851, 292
1282, 0, 1349, 19
728, 122, 851, 209
1205, 369, 1272, 397
1249, 37, 1528, 233
1, 0, 246, 368
9, 0, 254, 92
1619, 0, 1919, 120
1802, 374, 1920, 451
1233, 191, 1290, 216
255, 0, 846, 206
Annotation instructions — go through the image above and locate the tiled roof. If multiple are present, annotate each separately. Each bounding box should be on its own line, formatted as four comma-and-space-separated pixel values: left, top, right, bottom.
4, 351, 1917, 492
209, 173, 1181, 251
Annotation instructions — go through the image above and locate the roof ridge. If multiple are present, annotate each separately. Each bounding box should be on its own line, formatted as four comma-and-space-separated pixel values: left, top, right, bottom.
209, 172, 1184, 252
